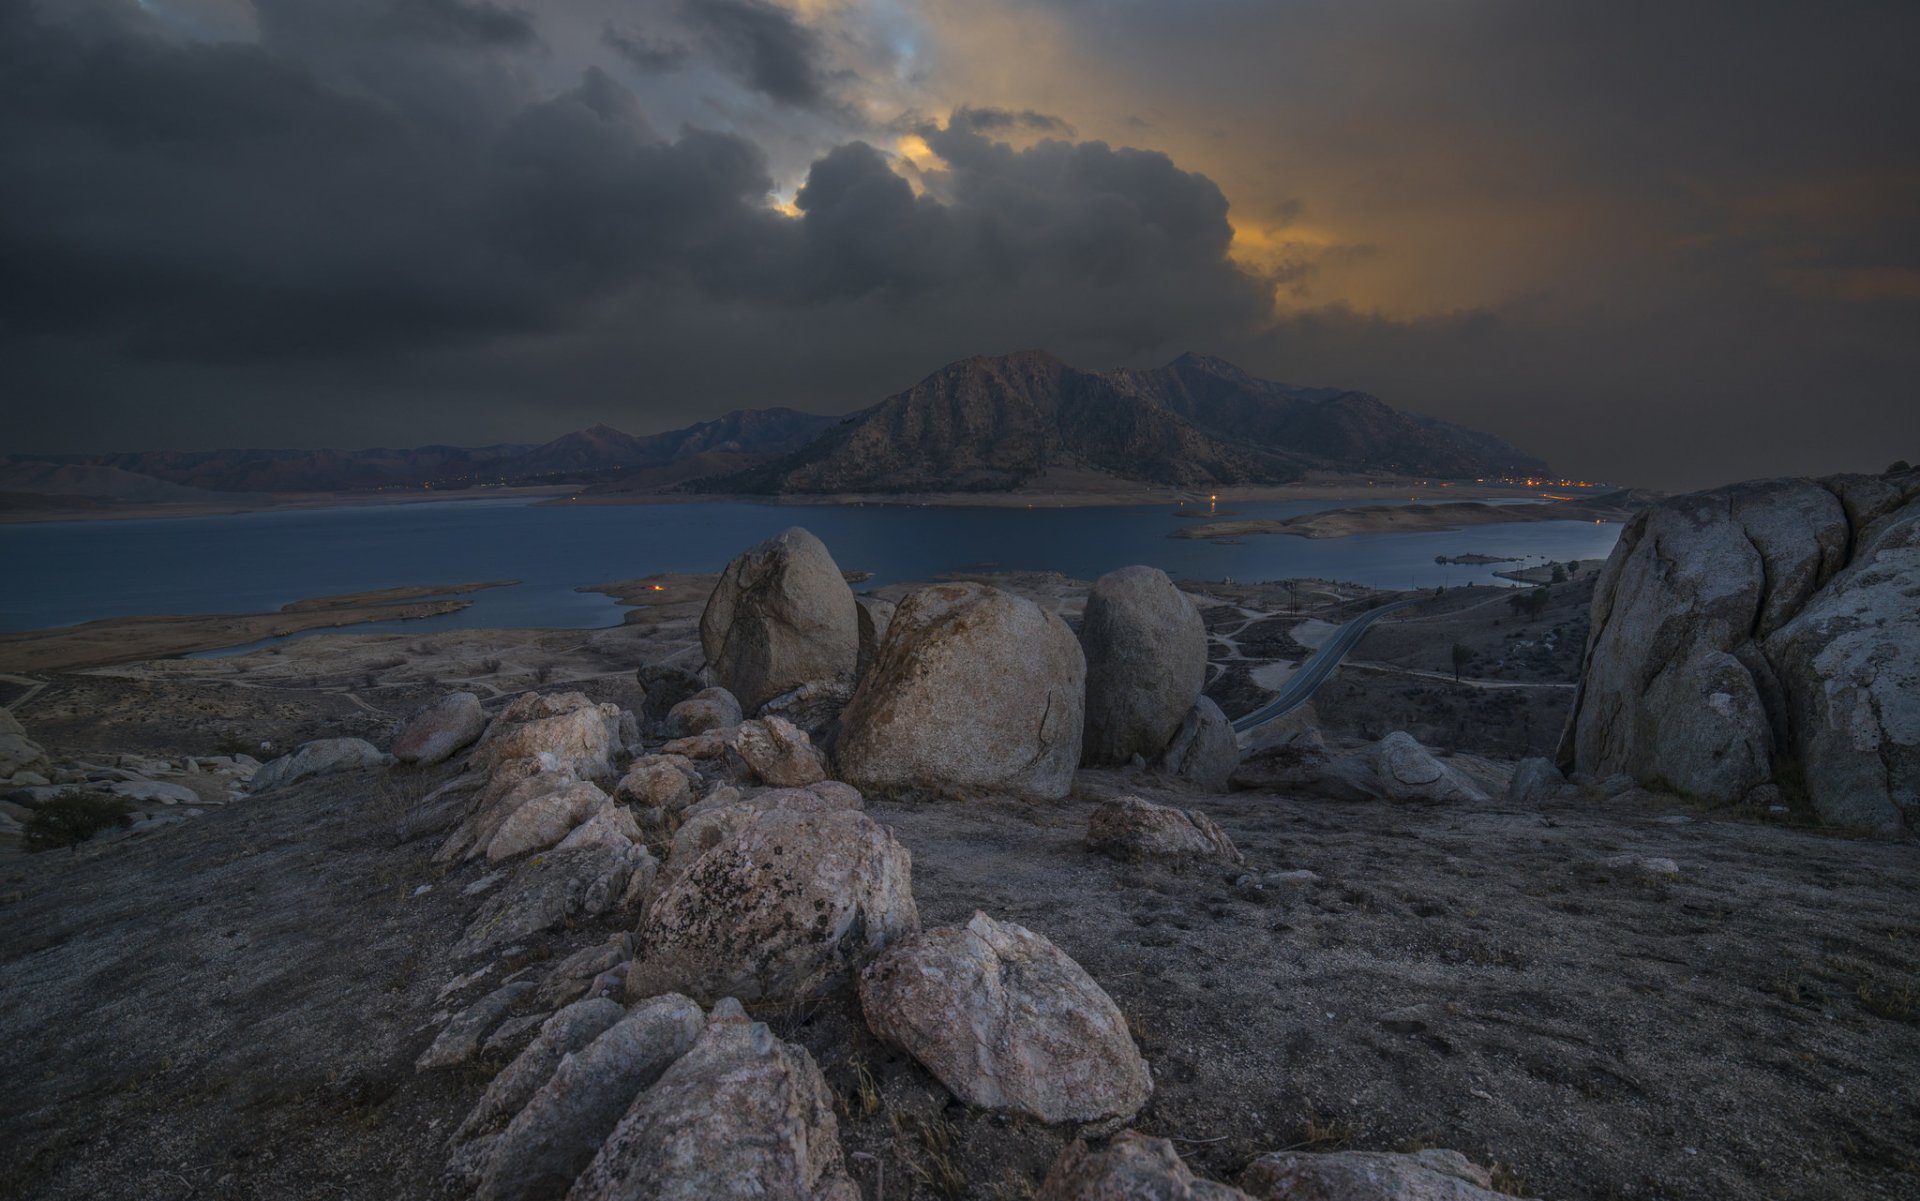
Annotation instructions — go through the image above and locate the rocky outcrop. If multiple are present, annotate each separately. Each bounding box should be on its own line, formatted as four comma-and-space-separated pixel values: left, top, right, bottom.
569, 998, 857, 1201
474, 994, 704, 1201
250, 737, 392, 792
1239, 1148, 1522, 1201
1037, 1132, 1250, 1200
451, 997, 626, 1175
1158, 697, 1240, 792
626, 802, 917, 1004
1561, 470, 1920, 832
699, 528, 858, 711
1086, 795, 1243, 866
854, 596, 895, 677
1080, 566, 1207, 765
483, 781, 616, 862
455, 842, 653, 957
475, 692, 622, 780
858, 911, 1151, 1125
392, 691, 487, 766
837, 582, 1086, 800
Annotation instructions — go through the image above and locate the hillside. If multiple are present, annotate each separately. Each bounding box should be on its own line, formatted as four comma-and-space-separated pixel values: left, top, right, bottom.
701, 351, 1546, 495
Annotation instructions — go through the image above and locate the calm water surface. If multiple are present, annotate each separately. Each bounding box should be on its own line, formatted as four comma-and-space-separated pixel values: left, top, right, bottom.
2, 498, 1621, 645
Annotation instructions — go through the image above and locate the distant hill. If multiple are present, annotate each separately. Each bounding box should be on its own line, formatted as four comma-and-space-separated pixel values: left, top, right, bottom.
699, 351, 1547, 494
16, 408, 836, 497
9, 354, 1545, 503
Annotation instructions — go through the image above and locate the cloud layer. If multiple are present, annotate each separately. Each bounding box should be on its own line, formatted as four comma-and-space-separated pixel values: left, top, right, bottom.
4, 0, 1915, 487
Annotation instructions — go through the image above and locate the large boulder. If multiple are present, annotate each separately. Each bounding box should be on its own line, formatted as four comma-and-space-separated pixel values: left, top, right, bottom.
858, 911, 1151, 1125
1158, 697, 1240, 791
569, 997, 857, 1201
699, 528, 858, 712
1038, 1132, 1250, 1201
1080, 566, 1207, 765
836, 583, 1087, 800
0, 709, 50, 781
1239, 1148, 1520, 1201
1086, 795, 1243, 867
1561, 472, 1920, 831
626, 803, 917, 1004
475, 692, 623, 780
661, 786, 864, 886
474, 994, 705, 1201
250, 738, 391, 792
392, 692, 487, 766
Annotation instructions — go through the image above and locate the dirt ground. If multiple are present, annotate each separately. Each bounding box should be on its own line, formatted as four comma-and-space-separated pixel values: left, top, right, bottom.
3, 663, 1918, 1201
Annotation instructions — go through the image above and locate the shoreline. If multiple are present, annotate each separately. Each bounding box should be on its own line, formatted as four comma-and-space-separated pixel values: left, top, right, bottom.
0, 474, 1608, 525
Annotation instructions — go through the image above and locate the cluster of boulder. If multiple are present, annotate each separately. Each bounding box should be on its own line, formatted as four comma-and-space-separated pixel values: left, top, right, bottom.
0, 706, 261, 848
1558, 469, 1919, 832
696, 528, 1239, 801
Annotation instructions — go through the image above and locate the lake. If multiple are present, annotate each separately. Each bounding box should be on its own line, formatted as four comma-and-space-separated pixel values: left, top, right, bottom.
1, 497, 1622, 644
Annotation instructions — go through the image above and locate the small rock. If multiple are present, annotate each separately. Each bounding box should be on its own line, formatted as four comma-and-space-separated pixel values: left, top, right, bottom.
727, 716, 828, 787
614, 755, 697, 811
1157, 697, 1240, 792
1240, 1148, 1523, 1201
110, 780, 200, 806
1037, 1131, 1250, 1201
249, 738, 392, 792
1505, 757, 1566, 805
667, 687, 743, 738
1085, 794, 1243, 867
393, 691, 488, 766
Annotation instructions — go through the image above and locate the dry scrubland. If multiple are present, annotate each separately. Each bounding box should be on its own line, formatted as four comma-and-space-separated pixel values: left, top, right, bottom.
2, 544, 1916, 1200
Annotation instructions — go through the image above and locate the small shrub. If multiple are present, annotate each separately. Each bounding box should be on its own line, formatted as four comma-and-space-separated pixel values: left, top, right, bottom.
481, 657, 503, 675
532, 661, 556, 684
25, 791, 133, 852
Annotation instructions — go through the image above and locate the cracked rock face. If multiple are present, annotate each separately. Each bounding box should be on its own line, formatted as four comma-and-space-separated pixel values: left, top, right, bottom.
1079, 566, 1207, 766
699, 527, 859, 712
1561, 471, 1920, 831
626, 803, 918, 1004
568, 998, 857, 1201
858, 911, 1151, 1125
837, 582, 1087, 801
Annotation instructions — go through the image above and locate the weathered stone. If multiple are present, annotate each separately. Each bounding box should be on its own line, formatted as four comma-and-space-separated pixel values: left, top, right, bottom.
756, 677, 858, 741
1370, 733, 1488, 803
667, 687, 743, 738
614, 755, 698, 811
1080, 566, 1207, 765
661, 733, 728, 760
451, 997, 626, 1177
1232, 732, 1485, 804
1085, 795, 1243, 866
728, 716, 828, 787
627, 804, 917, 1004
1158, 697, 1240, 792
555, 804, 643, 854
858, 911, 1151, 1125
837, 582, 1086, 801
1506, 757, 1565, 805
439, 758, 578, 863
456, 843, 651, 958
699, 527, 860, 712
855, 596, 895, 677
485, 781, 614, 862
1037, 1131, 1251, 1201
476, 692, 623, 780
568, 998, 856, 1201
535, 937, 632, 1009
1240, 1148, 1519, 1201
394, 692, 488, 766
250, 738, 392, 792
416, 981, 536, 1071
110, 779, 200, 805
663, 786, 866, 884
476, 994, 705, 1201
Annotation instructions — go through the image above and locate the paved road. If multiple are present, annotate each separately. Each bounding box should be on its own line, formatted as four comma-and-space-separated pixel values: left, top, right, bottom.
1230, 599, 1418, 733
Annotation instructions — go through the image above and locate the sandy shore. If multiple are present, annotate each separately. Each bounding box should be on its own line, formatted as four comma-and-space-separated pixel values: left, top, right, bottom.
0, 581, 517, 673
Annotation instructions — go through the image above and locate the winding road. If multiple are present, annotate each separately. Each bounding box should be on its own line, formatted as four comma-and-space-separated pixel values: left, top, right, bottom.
1229, 599, 1417, 733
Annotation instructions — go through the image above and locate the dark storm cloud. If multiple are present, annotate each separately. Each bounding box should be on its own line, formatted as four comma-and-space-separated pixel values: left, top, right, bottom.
602, 23, 691, 73
679, 0, 838, 111
949, 105, 1074, 137
0, 1, 1273, 450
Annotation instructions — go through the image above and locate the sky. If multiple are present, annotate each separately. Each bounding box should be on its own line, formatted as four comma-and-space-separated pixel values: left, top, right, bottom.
3, 0, 1916, 489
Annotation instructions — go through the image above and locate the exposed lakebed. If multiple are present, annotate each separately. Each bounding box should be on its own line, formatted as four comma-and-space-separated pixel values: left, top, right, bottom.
1, 496, 1621, 647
